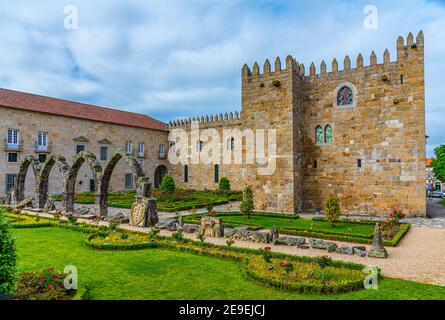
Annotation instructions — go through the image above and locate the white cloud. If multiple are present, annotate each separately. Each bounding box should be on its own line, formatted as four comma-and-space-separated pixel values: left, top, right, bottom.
0, 0, 443, 156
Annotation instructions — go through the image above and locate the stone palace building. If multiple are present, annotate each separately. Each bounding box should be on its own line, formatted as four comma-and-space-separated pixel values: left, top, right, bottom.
0, 32, 426, 216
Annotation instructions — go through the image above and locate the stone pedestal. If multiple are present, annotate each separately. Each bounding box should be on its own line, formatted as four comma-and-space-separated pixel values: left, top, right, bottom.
130, 197, 159, 228
200, 217, 224, 238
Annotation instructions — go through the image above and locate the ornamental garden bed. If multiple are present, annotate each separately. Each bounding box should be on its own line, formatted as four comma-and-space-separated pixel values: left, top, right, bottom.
242, 255, 365, 294
182, 212, 410, 247
52, 189, 242, 212
13, 268, 86, 300
86, 232, 157, 250
0, 209, 54, 229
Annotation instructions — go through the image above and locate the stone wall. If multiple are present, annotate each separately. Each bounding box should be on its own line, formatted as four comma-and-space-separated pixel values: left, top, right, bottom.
301, 32, 425, 215
0, 107, 169, 198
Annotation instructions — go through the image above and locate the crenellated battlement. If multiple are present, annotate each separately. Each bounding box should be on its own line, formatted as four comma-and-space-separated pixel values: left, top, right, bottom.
242, 55, 301, 81
168, 111, 241, 129
241, 31, 424, 81
303, 31, 423, 79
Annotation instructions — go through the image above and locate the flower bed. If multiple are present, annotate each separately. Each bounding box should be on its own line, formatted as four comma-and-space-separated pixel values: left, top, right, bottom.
86, 232, 156, 250
3, 213, 54, 229
13, 268, 86, 300
242, 255, 365, 294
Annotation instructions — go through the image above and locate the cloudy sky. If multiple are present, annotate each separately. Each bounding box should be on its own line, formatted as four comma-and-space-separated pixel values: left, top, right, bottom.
0, 0, 443, 156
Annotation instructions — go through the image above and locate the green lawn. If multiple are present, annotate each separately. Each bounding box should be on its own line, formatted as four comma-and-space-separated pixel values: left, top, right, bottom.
213, 215, 374, 236
13, 227, 445, 300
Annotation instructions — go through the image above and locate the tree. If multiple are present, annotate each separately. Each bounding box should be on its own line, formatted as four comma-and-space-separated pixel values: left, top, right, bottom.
240, 187, 254, 219
432, 145, 445, 182
218, 177, 231, 192
160, 174, 176, 194
0, 214, 17, 297
325, 195, 341, 226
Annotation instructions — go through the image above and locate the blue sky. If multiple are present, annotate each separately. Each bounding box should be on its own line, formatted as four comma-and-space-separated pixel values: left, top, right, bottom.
0, 0, 444, 156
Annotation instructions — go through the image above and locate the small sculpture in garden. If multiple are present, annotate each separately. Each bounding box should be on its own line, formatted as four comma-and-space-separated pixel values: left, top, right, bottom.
368, 223, 388, 259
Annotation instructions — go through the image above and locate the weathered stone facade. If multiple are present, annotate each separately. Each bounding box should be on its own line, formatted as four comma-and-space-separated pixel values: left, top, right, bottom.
0, 106, 169, 212
168, 32, 426, 216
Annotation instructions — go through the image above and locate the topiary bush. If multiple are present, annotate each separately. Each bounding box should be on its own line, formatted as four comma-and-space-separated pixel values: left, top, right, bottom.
218, 177, 231, 192
160, 174, 176, 194
325, 195, 341, 226
0, 214, 17, 297
240, 187, 254, 219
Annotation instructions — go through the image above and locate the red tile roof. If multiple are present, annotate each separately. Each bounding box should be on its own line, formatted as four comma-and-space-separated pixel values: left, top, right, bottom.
0, 88, 167, 131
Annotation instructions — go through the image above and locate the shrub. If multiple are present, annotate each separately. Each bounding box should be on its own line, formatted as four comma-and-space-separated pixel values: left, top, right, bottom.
240, 187, 254, 219
325, 195, 341, 226
148, 227, 161, 239
259, 246, 272, 263
66, 213, 78, 225
172, 231, 184, 242
0, 214, 17, 296
108, 221, 119, 233
160, 175, 176, 194
218, 178, 231, 192
226, 239, 235, 247
279, 258, 294, 273
14, 268, 74, 300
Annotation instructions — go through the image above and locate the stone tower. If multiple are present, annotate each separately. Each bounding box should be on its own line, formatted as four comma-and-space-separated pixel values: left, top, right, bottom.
241, 56, 304, 213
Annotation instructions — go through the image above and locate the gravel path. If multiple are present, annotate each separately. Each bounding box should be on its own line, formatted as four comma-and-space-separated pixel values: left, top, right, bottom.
57, 199, 445, 229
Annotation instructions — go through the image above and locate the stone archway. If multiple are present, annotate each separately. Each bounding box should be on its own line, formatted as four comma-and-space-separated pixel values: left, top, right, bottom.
65, 151, 103, 213
15, 155, 42, 206
99, 149, 145, 216
38, 154, 70, 210
154, 165, 168, 188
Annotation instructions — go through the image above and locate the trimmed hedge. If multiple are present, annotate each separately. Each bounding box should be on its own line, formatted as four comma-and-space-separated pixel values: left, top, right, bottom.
312, 217, 376, 225
384, 223, 411, 247
85, 234, 158, 251
10, 222, 55, 229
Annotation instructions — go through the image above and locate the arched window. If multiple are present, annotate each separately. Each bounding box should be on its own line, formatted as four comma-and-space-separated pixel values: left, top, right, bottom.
184, 165, 189, 183
159, 144, 165, 157
227, 137, 235, 151
214, 164, 219, 183
315, 126, 323, 144
324, 125, 333, 144
337, 86, 353, 107
196, 140, 203, 152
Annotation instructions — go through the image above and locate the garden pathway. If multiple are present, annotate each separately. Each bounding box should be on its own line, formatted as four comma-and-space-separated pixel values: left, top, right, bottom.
57, 199, 445, 229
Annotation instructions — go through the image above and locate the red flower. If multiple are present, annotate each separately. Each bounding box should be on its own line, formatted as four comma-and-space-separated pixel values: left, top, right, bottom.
52, 274, 59, 279
47, 284, 54, 290
39, 277, 46, 284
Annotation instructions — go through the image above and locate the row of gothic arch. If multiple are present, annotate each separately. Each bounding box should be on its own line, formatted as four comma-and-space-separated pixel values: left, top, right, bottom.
14, 149, 151, 216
